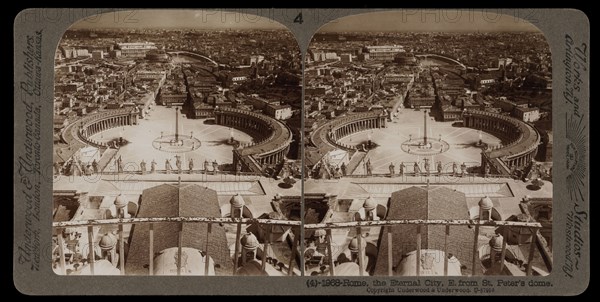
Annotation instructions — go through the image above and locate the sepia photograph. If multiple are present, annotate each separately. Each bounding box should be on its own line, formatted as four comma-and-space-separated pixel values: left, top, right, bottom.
51, 9, 304, 276
302, 10, 553, 277
14, 7, 590, 295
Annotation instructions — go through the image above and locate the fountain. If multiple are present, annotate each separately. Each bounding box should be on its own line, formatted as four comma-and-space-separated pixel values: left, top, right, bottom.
227, 127, 237, 145
474, 129, 488, 149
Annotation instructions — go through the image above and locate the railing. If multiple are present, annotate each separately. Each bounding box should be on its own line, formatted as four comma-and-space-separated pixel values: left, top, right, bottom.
304, 219, 544, 277
52, 217, 302, 276
53, 218, 545, 277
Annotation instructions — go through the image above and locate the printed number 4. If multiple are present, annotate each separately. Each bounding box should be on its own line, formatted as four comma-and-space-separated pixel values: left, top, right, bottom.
294, 12, 303, 24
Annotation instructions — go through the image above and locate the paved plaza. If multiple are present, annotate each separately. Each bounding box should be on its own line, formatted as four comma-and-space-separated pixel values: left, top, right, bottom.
338, 108, 502, 175
89, 106, 254, 172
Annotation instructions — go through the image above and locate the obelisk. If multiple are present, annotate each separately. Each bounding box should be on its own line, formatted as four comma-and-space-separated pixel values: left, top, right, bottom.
175, 107, 179, 142
423, 110, 428, 145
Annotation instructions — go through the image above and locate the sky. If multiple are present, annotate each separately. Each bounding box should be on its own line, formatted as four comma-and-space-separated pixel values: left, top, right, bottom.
70, 9, 286, 30
318, 10, 542, 33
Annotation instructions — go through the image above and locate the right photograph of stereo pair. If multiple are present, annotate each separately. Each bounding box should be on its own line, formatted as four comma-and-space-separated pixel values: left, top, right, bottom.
302, 10, 553, 277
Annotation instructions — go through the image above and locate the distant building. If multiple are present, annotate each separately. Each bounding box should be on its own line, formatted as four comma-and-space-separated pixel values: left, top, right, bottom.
441, 104, 463, 121
91, 50, 104, 60
362, 45, 405, 61
160, 93, 187, 106
135, 70, 167, 82
145, 50, 170, 62
74, 49, 90, 58
264, 104, 292, 120
513, 107, 540, 122
305, 87, 327, 97
479, 74, 496, 85
340, 54, 352, 63
115, 42, 158, 58
407, 96, 435, 109
324, 52, 338, 60
394, 52, 418, 66
192, 101, 214, 119
494, 97, 517, 112
246, 96, 277, 111
56, 83, 82, 94
109, 49, 121, 58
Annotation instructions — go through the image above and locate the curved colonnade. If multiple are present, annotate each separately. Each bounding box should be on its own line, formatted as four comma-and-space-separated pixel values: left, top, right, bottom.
61, 109, 139, 149
463, 110, 540, 175
310, 111, 387, 154
214, 108, 292, 174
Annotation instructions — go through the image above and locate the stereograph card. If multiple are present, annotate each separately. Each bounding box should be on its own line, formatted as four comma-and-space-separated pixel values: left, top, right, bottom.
13, 8, 589, 295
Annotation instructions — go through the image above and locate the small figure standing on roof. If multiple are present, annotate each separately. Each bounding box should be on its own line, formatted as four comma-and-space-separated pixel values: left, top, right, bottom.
165, 159, 172, 174
116, 156, 124, 174
175, 155, 182, 174
71, 160, 82, 176
150, 159, 156, 174
212, 160, 219, 173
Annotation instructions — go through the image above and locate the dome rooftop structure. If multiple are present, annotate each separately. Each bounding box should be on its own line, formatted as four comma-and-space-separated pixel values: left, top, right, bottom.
114, 194, 128, 208
240, 233, 259, 250
478, 196, 493, 210
99, 233, 117, 250
348, 237, 360, 252
489, 234, 504, 252
363, 196, 377, 211
314, 229, 326, 238
229, 193, 245, 208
